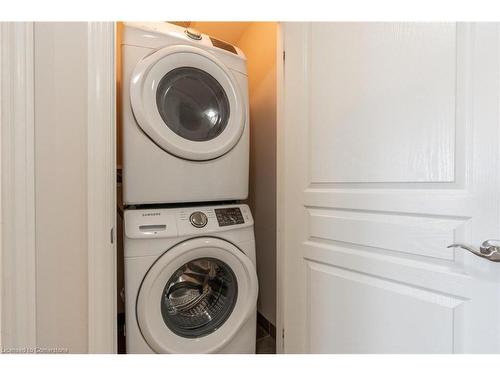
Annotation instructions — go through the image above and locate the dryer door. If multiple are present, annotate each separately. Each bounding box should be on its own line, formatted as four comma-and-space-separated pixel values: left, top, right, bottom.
130, 45, 246, 161
136, 237, 258, 353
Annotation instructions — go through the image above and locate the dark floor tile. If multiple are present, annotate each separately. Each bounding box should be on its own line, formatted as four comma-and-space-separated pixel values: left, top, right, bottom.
256, 336, 276, 354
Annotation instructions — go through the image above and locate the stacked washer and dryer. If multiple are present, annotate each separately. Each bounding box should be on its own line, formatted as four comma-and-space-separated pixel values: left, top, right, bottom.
121, 22, 258, 353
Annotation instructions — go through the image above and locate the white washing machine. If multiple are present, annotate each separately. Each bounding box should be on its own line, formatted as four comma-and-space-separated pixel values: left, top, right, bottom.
124, 204, 258, 353
121, 22, 249, 205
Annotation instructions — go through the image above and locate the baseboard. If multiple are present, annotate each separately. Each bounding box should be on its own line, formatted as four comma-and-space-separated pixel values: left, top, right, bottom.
117, 313, 126, 354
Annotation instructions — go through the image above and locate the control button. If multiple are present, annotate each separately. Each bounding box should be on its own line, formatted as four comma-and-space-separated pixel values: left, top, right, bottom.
185, 28, 202, 40
189, 211, 208, 228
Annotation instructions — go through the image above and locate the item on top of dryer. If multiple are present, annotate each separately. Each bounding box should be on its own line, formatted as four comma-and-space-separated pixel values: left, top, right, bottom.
121, 22, 249, 205
124, 203, 258, 354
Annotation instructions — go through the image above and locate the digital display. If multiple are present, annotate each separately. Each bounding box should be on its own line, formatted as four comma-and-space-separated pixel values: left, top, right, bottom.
215, 207, 244, 227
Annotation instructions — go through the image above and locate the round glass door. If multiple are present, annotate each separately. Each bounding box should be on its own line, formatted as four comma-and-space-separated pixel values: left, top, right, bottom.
160, 257, 238, 338
136, 237, 258, 353
156, 67, 230, 142
130, 46, 246, 161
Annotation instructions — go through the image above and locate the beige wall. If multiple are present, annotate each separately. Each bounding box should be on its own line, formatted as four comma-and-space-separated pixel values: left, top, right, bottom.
190, 22, 251, 44
195, 22, 278, 325
34, 22, 89, 353
116, 22, 124, 168
237, 23, 277, 326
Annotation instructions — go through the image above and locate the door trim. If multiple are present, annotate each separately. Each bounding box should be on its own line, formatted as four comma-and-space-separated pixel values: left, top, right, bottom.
0, 22, 37, 350
0, 22, 117, 353
86, 22, 117, 353
275, 22, 285, 354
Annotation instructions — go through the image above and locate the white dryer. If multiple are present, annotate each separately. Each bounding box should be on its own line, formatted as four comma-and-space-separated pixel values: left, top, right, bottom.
121, 22, 249, 205
124, 204, 258, 353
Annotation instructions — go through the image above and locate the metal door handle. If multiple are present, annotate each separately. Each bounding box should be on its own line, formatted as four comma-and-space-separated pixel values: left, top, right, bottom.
447, 240, 500, 262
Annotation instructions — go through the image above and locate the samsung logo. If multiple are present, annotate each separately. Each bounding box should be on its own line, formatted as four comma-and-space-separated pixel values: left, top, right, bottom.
142, 212, 160, 217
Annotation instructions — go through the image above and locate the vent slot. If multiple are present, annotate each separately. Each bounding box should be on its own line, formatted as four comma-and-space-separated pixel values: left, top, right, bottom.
210, 37, 237, 55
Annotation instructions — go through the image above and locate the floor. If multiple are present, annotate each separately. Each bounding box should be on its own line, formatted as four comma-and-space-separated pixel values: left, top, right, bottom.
256, 322, 276, 354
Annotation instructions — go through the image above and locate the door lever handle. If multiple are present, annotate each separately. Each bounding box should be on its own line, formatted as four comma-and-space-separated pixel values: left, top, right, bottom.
447, 240, 500, 262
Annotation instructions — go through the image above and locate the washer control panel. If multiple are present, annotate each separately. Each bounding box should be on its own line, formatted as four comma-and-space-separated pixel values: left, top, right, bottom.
189, 211, 208, 228
125, 204, 253, 239
215, 207, 245, 227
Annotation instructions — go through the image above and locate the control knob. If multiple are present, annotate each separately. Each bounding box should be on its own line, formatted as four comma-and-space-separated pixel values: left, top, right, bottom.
189, 211, 208, 228
185, 28, 202, 40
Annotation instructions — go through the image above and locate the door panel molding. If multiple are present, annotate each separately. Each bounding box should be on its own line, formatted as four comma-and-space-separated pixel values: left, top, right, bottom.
307, 208, 466, 260
306, 260, 465, 353
302, 241, 477, 298
304, 189, 474, 217
306, 23, 466, 186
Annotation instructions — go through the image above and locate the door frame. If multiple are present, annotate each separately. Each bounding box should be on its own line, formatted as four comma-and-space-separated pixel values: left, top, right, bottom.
86, 21, 117, 354
0, 22, 37, 351
275, 22, 285, 354
0, 22, 116, 353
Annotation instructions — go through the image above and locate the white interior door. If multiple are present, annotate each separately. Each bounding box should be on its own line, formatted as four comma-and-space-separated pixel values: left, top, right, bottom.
279, 22, 500, 353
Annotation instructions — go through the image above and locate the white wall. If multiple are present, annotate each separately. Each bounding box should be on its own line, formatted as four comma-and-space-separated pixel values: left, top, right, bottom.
34, 22, 89, 353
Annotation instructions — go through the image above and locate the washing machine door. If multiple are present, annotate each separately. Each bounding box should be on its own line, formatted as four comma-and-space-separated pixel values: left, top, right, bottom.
136, 237, 258, 353
130, 45, 246, 161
